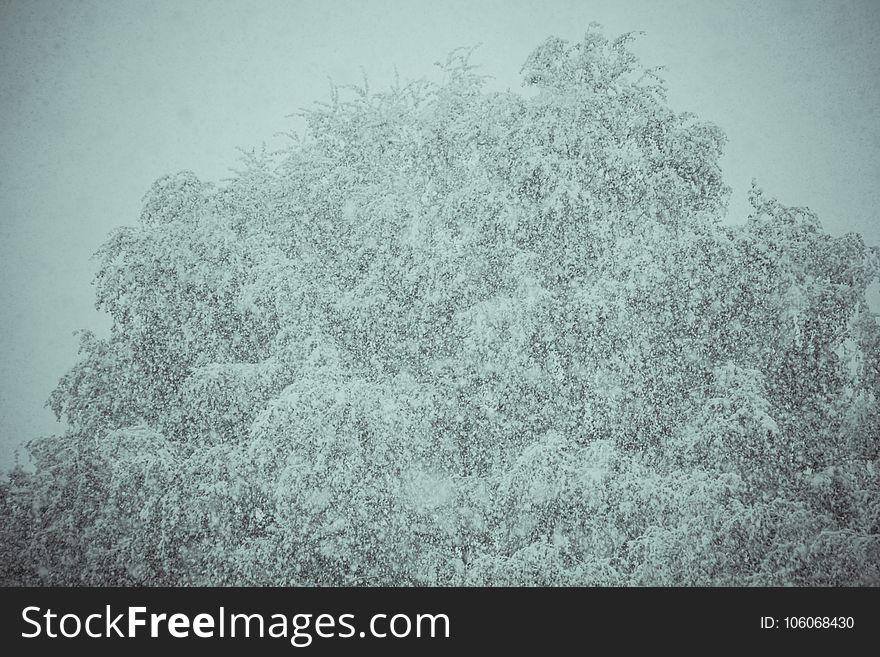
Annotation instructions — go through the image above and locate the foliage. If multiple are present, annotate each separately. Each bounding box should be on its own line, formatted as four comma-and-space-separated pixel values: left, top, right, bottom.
2, 28, 878, 586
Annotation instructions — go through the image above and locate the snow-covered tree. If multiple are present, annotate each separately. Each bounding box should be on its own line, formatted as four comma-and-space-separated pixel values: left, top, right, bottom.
2, 27, 877, 586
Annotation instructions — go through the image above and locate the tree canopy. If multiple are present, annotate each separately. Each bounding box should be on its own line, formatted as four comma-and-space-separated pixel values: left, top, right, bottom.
2, 28, 878, 586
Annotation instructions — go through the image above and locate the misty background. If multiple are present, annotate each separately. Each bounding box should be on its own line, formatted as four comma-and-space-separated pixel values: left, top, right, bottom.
1, 0, 878, 472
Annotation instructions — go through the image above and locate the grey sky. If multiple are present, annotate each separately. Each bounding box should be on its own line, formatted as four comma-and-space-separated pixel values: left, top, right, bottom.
1, 0, 878, 470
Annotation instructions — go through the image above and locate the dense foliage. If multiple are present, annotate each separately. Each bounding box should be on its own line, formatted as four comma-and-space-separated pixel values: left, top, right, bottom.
2, 29, 878, 585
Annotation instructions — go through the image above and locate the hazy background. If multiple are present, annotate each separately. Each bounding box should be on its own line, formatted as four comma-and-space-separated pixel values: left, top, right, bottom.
1, 0, 878, 471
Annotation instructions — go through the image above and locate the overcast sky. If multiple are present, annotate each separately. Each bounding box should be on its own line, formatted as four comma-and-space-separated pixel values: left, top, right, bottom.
1, 0, 878, 470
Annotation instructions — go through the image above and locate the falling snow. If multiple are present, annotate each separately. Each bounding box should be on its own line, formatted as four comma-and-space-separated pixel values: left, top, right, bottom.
1, 29, 878, 586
